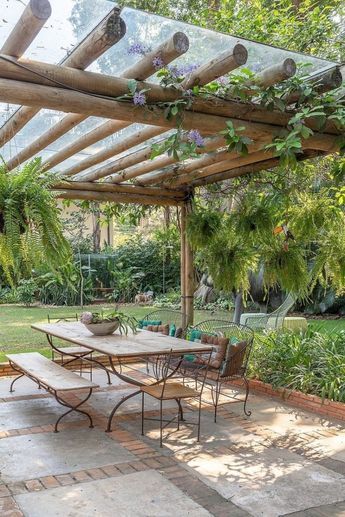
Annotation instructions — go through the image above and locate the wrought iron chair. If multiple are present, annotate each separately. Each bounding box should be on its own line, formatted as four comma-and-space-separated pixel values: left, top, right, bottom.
46, 314, 95, 381
239, 293, 296, 330
183, 320, 254, 422
142, 309, 184, 329
141, 349, 212, 447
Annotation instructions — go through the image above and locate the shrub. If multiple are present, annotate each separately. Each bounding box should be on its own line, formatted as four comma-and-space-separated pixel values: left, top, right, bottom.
17, 279, 38, 306
250, 328, 345, 402
0, 287, 20, 304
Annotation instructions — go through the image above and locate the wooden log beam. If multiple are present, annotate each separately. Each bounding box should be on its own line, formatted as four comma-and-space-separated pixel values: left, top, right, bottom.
101, 136, 224, 184
52, 181, 186, 199
0, 0, 52, 58
246, 58, 296, 89
182, 44, 248, 90
184, 199, 194, 326
192, 150, 321, 187
1, 8, 126, 155
56, 189, 181, 206
0, 79, 281, 140
168, 150, 274, 187
285, 67, 343, 104
138, 130, 340, 187
122, 32, 189, 80
65, 126, 164, 179
37, 33, 190, 173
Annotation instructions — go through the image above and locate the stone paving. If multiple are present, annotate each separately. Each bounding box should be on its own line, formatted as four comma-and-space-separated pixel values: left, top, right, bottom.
0, 369, 345, 516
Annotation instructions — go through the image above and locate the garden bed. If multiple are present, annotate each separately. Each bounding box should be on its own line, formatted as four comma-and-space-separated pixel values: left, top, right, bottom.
230, 378, 345, 422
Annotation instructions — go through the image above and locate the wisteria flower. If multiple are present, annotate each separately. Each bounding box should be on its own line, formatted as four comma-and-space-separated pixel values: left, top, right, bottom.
188, 129, 204, 147
152, 56, 164, 70
133, 91, 146, 106
218, 75, 230, 86
80, 312, 93, 325
127, 42, 147, 56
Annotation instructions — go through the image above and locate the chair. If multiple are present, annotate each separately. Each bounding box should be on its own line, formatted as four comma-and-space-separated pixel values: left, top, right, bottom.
142, 309, 184, 329
141, 350, 212, 447
47, 314, 95, 381
239, 293, 296, 330
184, 320, 254, 422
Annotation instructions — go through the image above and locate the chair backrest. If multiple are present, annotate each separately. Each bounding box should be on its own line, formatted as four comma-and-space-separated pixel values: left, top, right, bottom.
143, 309, 184, 329
47, 314, 79, 324
158, 349, 212, 398
190, 319, 254, 378
266, 292, 296, 329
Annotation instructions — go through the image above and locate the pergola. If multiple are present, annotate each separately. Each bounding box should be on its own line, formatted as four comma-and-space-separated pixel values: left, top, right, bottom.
0, 0, 343, 327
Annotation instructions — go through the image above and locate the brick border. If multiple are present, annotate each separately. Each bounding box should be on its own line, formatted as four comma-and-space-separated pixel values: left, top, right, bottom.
230, 378, 345, 422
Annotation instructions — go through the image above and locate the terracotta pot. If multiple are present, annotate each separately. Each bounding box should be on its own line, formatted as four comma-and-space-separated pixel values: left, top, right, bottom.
83, 320, 119, 336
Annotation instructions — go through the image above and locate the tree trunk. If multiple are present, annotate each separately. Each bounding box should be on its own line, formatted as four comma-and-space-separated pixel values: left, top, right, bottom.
233, 290, 244, 324
92, 202, 101, 253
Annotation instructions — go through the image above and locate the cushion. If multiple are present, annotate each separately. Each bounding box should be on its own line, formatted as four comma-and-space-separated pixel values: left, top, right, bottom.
146, 324, 169, 335
189, 329, 202, 342
199, 334, 229, 369
169, 323, 176, 337
138, 320, 162, 329
221, 340, 247, 377
175, 327, 183, 339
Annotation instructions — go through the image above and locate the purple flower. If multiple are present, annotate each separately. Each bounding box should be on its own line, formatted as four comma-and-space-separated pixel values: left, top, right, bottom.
218, 76, 229, 86
152, 56, 164, 70
187, 129, 204, 147
127, 42, 147, 56
133, 91, 146, 106
168, 63, 199, 78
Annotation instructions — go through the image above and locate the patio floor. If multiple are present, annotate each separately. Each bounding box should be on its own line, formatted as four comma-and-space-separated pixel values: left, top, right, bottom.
1, 369, 345, 516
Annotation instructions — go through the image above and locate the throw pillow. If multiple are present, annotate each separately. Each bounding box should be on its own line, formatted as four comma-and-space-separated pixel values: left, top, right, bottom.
221, 340, 247, 377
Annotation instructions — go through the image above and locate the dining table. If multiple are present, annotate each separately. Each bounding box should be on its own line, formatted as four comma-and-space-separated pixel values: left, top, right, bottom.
31, 321, 213, 431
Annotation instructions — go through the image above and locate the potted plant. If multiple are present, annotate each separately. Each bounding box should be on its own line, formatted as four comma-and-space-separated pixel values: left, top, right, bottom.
80, 309, 138, 336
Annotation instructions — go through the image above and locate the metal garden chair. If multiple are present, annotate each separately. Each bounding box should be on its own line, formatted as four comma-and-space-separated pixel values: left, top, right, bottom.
142, 309, 184, 329
141, 349, 212, 447
239, 292, 296, 330
183, 319, 254, 422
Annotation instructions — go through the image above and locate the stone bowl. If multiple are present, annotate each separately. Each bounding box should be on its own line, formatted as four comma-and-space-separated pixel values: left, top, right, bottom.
83, 320, 119, 336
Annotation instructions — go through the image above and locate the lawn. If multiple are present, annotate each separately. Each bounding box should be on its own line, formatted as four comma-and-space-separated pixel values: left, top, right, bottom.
0, 304, 344, 363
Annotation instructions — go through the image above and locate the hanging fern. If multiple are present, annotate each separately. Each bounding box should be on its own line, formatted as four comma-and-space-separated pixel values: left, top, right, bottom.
262, 241, 310, 298
311, 227, 345, 294
0, 158, 71, 285
186, 209, 222, 249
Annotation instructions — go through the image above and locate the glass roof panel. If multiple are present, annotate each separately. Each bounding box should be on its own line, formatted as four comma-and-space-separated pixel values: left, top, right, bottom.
0, 0, 340, 172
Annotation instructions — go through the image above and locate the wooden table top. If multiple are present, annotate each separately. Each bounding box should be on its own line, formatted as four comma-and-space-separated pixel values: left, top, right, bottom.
31, 322, 213, 358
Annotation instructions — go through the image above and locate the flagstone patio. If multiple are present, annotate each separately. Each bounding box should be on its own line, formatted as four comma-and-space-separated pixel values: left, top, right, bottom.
1, 369, 345, 517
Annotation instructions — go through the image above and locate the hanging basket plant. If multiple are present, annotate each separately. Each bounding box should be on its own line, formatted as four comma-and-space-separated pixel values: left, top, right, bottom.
186, 208, 222, 250
0, 158, 71, 285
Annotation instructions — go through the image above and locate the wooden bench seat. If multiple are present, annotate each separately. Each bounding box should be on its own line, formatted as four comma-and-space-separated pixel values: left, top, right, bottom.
7, 352, 99, 432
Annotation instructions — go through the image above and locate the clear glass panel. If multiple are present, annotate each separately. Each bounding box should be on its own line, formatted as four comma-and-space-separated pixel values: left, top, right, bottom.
0, 0, 340, 171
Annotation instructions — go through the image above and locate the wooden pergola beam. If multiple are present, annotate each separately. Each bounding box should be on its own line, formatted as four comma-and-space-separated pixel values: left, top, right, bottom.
182, 44, 248, 89
1, 8, 126, 155
65, 126, 165, 179
53, 181, 186, 199
0, 0, 52, 58
285, 67, 343, 104
56, 189, 181, 207
37, 33, 190, 173
191, 150, 321, 187
0, 78, 284, 139
245, 58, 296, 89
101, 136, 224, 184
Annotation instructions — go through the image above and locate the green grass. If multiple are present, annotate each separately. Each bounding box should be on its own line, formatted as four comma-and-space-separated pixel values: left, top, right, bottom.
0, 304, 344, 363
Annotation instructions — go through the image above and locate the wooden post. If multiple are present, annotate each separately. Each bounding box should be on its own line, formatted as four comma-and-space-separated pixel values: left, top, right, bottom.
184, 199, 194, 327
180, 205, 187, 328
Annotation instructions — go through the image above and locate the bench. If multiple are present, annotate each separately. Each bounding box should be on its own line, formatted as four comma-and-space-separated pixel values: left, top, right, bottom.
7, 352, 99, 432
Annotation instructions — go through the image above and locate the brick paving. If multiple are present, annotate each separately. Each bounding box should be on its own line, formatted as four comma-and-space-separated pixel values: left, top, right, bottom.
0, 370, 344, 516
